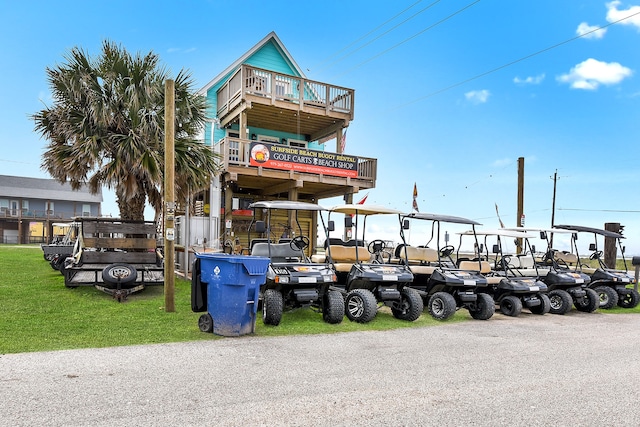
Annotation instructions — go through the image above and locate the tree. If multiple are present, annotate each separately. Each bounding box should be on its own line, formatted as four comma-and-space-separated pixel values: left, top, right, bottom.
33, 40, 220, 220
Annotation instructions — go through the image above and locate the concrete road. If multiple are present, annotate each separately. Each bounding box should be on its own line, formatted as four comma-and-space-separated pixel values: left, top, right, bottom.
2, 311, 640, 426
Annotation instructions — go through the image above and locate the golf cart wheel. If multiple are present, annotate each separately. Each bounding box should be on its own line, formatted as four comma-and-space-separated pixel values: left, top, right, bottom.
499, 295, 522, 317
427, 292, 456, 320
198, 313, 213, 333
391, 287, 424, 321
262, 289, 284, 326
469, 292, 495, 320
594, 286, 618, 309
618, 289, 640, 309
575, 288, 599, 313
530, 293, 551, 315
101, 263, 138, 288
322, 290, 345, 324
345, 289, 377, 323
548, 289, 573, 315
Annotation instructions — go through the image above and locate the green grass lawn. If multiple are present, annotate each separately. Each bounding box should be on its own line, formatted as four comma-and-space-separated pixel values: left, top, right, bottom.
0, 245, 470, 354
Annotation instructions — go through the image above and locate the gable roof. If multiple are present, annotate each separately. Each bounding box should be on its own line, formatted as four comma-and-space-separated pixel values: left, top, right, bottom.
0, 175, 103, 203
198, 31, 306, 95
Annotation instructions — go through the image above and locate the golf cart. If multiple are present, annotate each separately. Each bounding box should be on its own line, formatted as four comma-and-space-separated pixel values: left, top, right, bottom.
554, 224, 639, 309
464, 228, 550, 316
327, 204, 423, 323
247, 200, 343, 326
41, 222, 79, 271
399, 213, 494, 321
507, 227, 598, 314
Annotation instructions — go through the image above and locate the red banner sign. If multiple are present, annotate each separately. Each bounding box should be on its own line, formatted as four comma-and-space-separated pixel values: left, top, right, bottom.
248, 142, 358, 178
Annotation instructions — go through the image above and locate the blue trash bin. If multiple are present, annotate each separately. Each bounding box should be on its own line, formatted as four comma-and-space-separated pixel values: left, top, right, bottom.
196, 253, 270, 337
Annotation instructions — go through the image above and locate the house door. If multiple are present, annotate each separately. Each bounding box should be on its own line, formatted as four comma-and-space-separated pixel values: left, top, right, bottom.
9, 200, 19, 217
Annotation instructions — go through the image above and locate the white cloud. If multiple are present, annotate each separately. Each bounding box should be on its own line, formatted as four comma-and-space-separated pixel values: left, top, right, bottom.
492, 158, 512, 168
606, 1, 640, 30
513, 74, 545, 85
557, 58, 633, 90
465, 89, 490, 104
576, 22, 607, 38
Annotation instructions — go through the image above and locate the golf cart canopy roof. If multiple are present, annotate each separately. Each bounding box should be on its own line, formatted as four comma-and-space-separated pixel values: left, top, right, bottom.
329, 204, 402, 215
554, 224, 625, 239
505, 226, 574, 235
248, 200, 327, 211
404, 212, 481, 226
460, 228, 537, 238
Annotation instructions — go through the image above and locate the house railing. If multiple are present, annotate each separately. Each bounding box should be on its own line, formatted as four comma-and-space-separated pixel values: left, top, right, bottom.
0, 208, 94, 221
217, 65, 354, 118
218, 137, 376, 182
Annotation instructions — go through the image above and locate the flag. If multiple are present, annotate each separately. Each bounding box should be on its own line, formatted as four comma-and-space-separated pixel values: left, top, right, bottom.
340, 128, 347, 153
495, 203, 505, 228
412, 183, 419, 212
351, 192, 368, 218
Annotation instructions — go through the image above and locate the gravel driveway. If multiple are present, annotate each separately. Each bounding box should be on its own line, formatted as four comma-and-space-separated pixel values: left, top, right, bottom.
2, 311, 640, 426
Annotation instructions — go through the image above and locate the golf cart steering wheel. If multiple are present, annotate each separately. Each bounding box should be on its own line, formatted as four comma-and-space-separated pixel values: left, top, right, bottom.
290, 236, 310, 251
439, 245, 455, 257
367, 239, 386, 254
589, 250, 603, 260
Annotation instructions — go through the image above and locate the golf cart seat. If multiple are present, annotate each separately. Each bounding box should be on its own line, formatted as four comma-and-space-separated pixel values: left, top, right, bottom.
554, 250, 578, 265
251, 242, 301, 263
459, 260, 502, 284
400, 246, 439, 275
328, 244, 370, 272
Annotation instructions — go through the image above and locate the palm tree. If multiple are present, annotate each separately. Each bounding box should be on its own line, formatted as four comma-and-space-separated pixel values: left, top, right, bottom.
33, 40, 220, 220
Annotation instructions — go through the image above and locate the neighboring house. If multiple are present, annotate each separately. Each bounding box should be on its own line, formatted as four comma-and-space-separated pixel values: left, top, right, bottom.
194, 31, 377, 250
0, 175, 102, 244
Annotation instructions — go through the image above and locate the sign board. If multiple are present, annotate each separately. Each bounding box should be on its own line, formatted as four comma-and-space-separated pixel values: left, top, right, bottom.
248, 142, 358, 178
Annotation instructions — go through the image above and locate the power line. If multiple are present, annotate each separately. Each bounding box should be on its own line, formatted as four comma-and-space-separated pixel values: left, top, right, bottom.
390, 9, 640, 110
558, 208, 640, 214
316, 0, 441, 74
333, 0, 482, 79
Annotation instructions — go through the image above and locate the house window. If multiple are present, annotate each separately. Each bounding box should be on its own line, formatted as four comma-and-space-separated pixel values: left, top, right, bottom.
275, 78, 292, 98
0, 199, 8, 216
82, 204, 91, 216
10, 200, 19, 216
257, 135, 281, 144
46, 201, 54, 215
288, 139, 307, 148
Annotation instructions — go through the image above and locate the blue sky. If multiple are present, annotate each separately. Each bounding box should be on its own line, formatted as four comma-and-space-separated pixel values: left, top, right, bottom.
1, 0, 639, 254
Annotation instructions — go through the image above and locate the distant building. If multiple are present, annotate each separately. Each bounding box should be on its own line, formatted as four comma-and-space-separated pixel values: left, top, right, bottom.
0, 175, 102, 244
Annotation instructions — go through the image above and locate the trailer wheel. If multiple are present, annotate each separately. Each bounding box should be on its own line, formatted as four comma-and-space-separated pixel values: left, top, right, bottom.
575, 288, 599, 313
618, 289, 640, 309
345, 288, 377, 323
469, 292, 495, 320
548, 289, 573, 315
530, 294, 550, 315
594, 286, 618, 309
101, 263, 138, 287
427, 292, 456, 320
499, 295, 522, 317
391, 287, 423, 321
198, 313, 213, 333
322, 290, 344, 324
262, 289, 284, 326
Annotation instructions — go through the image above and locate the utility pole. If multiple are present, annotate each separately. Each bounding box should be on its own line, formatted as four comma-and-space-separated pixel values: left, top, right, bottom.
516, 157, 524, 254
550, 170, 558, 247
164, 79, 176, 312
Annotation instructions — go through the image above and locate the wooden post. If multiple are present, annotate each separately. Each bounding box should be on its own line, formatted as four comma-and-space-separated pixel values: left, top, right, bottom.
164, 79, 176, 312
604, 222, 620, 269
516, 157, 524, 254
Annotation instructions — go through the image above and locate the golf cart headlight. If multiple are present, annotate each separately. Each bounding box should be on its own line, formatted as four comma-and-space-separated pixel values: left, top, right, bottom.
275, 276, 289, 284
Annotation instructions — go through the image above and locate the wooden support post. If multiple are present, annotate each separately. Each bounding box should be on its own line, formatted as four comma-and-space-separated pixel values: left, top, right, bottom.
516, 157, 524, 254
164, 79, 176, 313
604, 222, 620, 269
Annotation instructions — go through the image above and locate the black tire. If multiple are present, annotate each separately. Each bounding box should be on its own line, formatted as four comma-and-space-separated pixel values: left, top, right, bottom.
391, 287, 424, 321
548, 289, 573, 315
345, 288, 377, 323
575, 288, 599, 313
427, 291, 457, 320
101, 263, 138, 288
594, 286, 618, 310
469, 292, 495, 320
322, 290, 345, 324
262, 289, 284, 326
499, 295, 522, 317
530, 293, 551, 315
198, 313, 213, 333
618, 289, 640, 309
